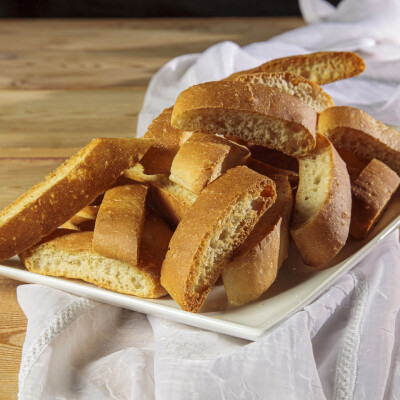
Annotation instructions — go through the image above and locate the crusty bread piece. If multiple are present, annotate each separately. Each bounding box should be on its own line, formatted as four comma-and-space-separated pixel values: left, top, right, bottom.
234, 71, 334, 113
161, 165, 277, 313
93, 183, 148, 265
248, 144, 299, 172
20, 213, 172, 298
170, 131, 250, 194
318, 106, 400, 174
60, 205, 99, 231
124, 164, 197, 227
171, 81, 317, 157
227, 51, 365, 85
247, 157, 299, 189
140, 107, 193, 174
222, 174, 293, 305
350, 159, 400, 239
0, 138, 152, 262
290, 134, 351, 266
222, 219, 281, 306
335, 147, 368, 183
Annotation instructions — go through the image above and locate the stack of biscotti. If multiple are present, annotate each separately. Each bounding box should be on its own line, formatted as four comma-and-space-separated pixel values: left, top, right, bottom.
1, 50, 399, 314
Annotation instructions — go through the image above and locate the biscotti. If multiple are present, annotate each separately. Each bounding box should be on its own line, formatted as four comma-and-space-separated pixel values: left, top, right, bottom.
170, 131, 250, 194
139, 107, 193, 174
0, 138, 152, 262
318, 106, 400, 174
227, 51, 365, 85
93, 183, 148, 265
247, 157, 299, 189
350, 159, 400, 239
234, 71, 334, 113
171, 80, 317, 157
20, 212, 172, 298
160, 165, 277, 312
290, 134, 351, 266
124, 164, 197, 227
222, 174, 293, 305
60, 205, 98, 231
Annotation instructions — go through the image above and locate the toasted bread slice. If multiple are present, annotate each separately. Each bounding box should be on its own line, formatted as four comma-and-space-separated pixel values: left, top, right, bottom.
222, 219, 281, 306
124, 164, 197, 227
290, 134, 351, 266
170, 131, 250, 194
248, 144, 299, 172
140, 107, 193, 174
0, 138, 152, 262
350, 159, 400, 239
161, 166, 277, 313
227, 51, 365, 85
335, 147, 369, 183
234, 72, 334, 113
20, 212, 172, 298
318, 106, 400, 175
60, 205, 99, 231
222, 174, 293, 305
247, 157, 299, 189
171, 81, 317, 157
93, 183, 148, 265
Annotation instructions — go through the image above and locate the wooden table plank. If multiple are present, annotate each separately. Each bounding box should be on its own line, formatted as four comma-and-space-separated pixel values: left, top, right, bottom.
0, 18, 304, 89
0, 88, 145, 147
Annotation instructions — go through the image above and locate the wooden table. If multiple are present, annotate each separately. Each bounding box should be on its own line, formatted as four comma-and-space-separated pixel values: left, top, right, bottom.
0, 17, 304, 398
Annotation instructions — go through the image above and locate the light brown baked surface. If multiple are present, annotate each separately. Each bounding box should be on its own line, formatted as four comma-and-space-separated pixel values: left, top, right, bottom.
222, 173, 293, 305
350, 159, 400, 239
290, 134, 352, 266
160, 165, 276, 312
0, 137, 152, 262
222, 219, 281, 305
140, 107, 193, 174
170, 131, 250, 194
227, 51, 365, 85
20, 212, 172, 298
124, 164, 197, 227
171, 80, 317, 156
234, 71, 334, 113
60, 205, 99, 231
247, 157, 299, 189
335, 147, 369, 183
318, 106, 400, 174
93, 183, 148, 265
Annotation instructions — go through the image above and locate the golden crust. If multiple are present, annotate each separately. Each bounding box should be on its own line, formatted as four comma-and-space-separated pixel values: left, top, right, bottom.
234, 71, 335, 113
318, 106, 400, 174
222, 219, 281, 305
247, 157, 299, 189
0, 138, 153, 262
227, 51, 365, 85
170, 131, 250, 194
93, 183, 148, 265
160, 166, 277, 312
140, 107, 193, 174
124, 164, 196, 227
20, 213, 172, 298
350, 159, 400, 239
171, 80, 317, 156
290, 135, 352, 266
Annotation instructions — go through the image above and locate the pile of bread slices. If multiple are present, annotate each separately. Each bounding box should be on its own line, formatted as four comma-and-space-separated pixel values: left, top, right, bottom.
1, 51, 399, 313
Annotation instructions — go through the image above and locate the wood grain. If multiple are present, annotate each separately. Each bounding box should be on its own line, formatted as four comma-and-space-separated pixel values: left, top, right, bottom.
0, 18, 304, 89
0, 89, 144, 147
0, 17, 305, 398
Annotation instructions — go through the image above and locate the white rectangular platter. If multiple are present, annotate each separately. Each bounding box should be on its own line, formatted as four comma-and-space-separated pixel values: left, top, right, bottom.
1, 192, 399, 341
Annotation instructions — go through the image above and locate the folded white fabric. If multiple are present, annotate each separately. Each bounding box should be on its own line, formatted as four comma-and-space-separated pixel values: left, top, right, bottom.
17, 232, 400, 399
17, 0, 400, 398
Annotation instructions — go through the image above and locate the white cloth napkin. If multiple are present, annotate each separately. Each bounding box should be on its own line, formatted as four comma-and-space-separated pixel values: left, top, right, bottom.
17, 1, 400, 399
